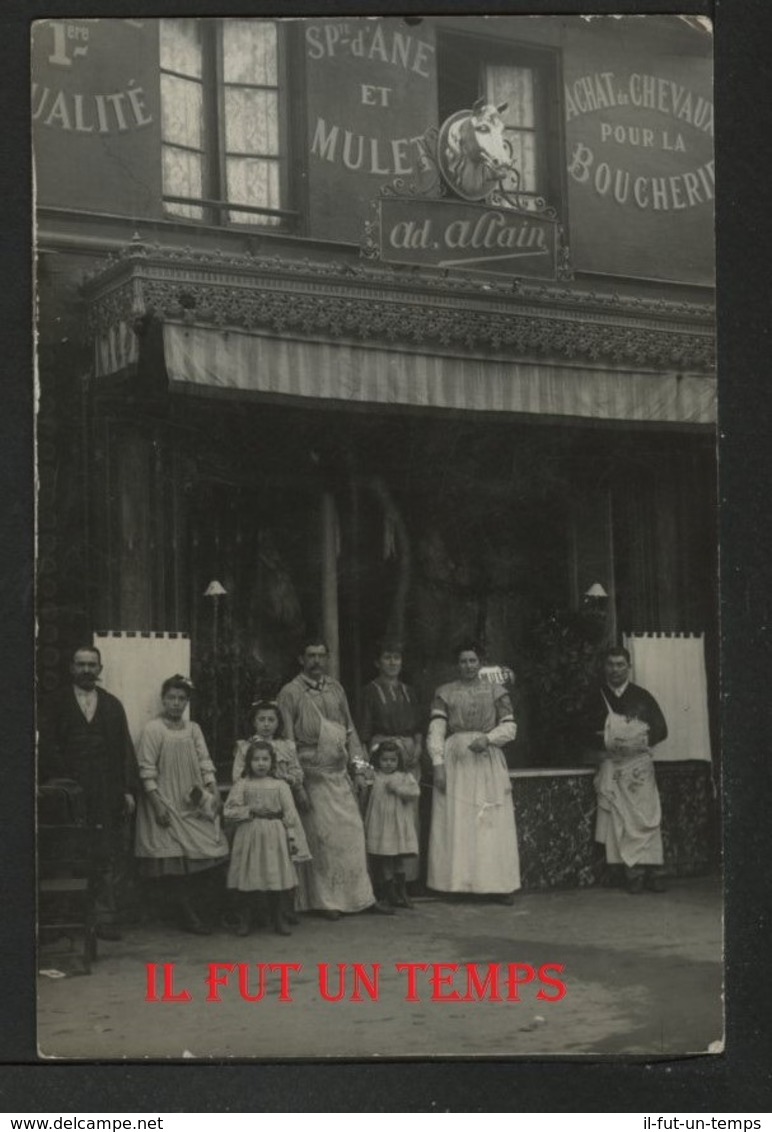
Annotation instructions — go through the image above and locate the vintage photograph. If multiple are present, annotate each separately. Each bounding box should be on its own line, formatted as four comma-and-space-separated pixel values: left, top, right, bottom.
34, 13, 720, 1058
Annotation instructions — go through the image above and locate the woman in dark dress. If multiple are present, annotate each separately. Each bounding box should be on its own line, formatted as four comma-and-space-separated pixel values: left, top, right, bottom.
359, 643, 423, 882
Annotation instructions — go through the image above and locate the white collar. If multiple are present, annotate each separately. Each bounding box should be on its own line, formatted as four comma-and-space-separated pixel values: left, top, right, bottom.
606, 680, 630, 698
300, 673, 327, 691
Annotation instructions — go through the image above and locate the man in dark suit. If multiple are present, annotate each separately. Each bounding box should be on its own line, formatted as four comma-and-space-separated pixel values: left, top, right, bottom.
38, 645, 136, 939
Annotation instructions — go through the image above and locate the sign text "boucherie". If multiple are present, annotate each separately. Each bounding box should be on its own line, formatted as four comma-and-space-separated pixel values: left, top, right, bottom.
565, 69, 715, 212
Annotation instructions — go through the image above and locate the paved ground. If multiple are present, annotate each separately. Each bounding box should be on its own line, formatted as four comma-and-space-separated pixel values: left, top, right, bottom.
37, 875, 722, 1060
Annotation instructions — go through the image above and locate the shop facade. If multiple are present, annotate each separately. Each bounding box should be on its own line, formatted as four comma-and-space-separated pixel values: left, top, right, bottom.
34, 15, 717, 885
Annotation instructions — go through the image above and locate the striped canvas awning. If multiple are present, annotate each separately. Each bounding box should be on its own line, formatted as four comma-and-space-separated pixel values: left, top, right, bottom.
162, 321, 716, 427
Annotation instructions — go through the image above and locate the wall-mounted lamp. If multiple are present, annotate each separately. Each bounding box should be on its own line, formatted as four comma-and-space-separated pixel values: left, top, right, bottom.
582, 582, 610, 643
204, 581, 227, 757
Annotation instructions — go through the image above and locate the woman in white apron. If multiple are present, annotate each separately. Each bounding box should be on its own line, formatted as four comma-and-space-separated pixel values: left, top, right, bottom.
427, 642, 520, 901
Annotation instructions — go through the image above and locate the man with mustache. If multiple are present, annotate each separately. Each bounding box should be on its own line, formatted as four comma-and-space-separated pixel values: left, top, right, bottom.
38, 645, 136, 940
277, 638, 391, 919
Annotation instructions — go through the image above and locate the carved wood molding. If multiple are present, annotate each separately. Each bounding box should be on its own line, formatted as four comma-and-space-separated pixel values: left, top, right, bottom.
84, 238, 715, 372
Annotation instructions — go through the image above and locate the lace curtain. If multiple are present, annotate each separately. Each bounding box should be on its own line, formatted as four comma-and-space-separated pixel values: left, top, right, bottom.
485, 64, 537, 194
160, 18, 281, 225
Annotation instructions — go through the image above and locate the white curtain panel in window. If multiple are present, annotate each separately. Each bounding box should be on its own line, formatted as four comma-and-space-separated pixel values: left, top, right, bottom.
623, 633, 712, 763
226, 159, 281, 224
222, 19, 277, 85
224, 88, 279, 155
161, 74, 203, 149
159, 18, 202, 78
485, 64, 537, 192
162, 147, 203, 220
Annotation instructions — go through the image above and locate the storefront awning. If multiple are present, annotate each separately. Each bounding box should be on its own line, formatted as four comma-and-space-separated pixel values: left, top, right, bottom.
85, 238, 716, 427
163, 322, 716, 426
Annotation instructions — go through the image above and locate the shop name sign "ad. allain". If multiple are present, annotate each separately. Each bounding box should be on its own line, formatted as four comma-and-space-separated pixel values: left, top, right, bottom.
377, 197, 559, 279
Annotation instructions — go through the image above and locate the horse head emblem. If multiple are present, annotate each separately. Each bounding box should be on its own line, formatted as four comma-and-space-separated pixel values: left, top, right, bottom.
438, 99, 518, 202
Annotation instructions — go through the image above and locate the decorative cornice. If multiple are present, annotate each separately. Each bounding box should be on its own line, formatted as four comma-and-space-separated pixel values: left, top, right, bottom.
84, 237, 715, 372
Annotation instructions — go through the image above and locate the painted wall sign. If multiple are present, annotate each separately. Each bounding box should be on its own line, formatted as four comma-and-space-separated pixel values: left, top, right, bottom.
562, 28, 714, 284
32, 19, 163, 216
374, 197, 558, 279
305, 17, 438, 243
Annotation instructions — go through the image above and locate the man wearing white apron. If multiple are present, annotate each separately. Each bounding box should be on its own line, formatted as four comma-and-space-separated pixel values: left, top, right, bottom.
583, 647, 668, 894
277, 638, 392, 918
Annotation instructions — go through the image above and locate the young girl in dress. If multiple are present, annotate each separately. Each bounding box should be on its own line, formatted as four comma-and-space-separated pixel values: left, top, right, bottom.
224, 740, 311, 936
232, 701, 309, 810
232, 701, 310, 926
364, 739, 421, 909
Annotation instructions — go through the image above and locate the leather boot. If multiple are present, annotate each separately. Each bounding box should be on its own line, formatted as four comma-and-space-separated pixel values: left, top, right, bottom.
180, 897, 212, 935
369, 870, 396, 914
645, 870, 667, 893
235, 894, 251, 937
271, 893, 292, 936
282, 889, 300, 925
382, 878, 401, 908
625, 867, 645, 895
495, 892, 516, 906
369, 896, 395, 915
394, 874, 413, 909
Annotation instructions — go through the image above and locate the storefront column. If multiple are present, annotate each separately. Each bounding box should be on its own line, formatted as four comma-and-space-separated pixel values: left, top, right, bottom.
114, 427, 154, 630
606, 489, 619, 645
321, 491, 340, 679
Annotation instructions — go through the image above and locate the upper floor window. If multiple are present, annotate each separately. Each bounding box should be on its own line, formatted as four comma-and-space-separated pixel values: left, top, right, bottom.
160, 18, 292, 227
437, 31, 563, 214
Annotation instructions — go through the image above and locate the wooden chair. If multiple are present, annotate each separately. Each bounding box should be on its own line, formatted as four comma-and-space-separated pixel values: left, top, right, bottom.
38, 823, 98, 974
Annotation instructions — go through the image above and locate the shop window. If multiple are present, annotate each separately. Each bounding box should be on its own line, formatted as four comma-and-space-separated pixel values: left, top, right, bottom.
160, 18, 295, 228
437, 31, 564, 214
